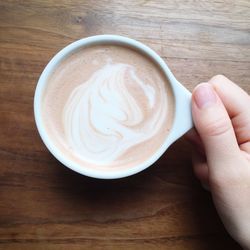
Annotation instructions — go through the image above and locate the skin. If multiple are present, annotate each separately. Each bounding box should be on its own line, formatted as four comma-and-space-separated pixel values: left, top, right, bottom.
186, 75, 250, 249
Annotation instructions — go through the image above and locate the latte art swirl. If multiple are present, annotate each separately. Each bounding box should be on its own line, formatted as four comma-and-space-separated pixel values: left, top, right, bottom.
63, 63, 168, 164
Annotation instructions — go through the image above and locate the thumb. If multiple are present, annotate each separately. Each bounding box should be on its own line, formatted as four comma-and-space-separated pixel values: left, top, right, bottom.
192, 83, 240, 175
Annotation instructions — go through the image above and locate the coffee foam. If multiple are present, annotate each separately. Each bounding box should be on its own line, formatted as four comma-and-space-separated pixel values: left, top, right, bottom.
42, 44, 174, 171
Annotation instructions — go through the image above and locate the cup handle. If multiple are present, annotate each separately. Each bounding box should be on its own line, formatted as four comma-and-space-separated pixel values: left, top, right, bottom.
167, 79, 194, 145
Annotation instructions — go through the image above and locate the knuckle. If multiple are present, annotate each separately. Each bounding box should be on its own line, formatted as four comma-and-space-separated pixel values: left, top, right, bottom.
209, 164, 247, 190
209, 174, 228, 190
210, 171, 238, 190
209, 173, 242, 190
203, 116, 232, 137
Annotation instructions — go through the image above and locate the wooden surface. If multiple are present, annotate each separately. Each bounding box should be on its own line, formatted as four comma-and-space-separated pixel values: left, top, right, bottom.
0, 0, 249, 249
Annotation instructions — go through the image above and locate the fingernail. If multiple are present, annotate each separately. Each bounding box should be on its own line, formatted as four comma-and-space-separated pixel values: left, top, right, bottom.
193, 83, 217, 109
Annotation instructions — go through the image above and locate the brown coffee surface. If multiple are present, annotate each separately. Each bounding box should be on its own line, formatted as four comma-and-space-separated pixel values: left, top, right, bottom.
42, 44, 174, 171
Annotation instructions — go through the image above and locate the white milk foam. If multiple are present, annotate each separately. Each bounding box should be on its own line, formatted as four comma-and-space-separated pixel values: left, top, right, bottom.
42, 45, 174, 170
63, 63, 167, 164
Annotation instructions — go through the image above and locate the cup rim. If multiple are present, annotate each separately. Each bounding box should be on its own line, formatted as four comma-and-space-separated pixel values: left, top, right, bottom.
34, 34, 191, 179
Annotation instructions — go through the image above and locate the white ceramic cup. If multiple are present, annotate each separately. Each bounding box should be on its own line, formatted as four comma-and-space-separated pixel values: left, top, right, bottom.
34, 35, 193, 179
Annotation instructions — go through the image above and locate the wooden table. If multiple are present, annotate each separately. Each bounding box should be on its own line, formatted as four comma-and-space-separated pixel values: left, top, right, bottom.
0, 1, 249, 249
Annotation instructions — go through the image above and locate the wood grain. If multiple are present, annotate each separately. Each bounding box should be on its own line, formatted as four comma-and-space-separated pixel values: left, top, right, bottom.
0, 0, 249, 249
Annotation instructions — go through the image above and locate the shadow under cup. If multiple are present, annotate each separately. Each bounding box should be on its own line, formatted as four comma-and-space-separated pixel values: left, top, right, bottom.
34, 35, 192, 179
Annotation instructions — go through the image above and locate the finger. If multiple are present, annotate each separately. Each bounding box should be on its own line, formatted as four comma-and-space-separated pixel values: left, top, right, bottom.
185, 128, 200, 143
192, 82, 241, 175
208, 75, 250, 146
192, 148, 209, 185
240, 143, 250, 157
187, 132, 209, 187
185, 128, 205, 156
185, 128, 203, 147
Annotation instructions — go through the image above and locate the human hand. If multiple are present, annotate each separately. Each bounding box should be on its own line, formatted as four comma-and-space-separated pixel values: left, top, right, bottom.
186, 75, 250, 249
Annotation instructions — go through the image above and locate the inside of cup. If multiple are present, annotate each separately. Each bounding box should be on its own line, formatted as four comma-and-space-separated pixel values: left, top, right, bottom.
34, 35, 178, 179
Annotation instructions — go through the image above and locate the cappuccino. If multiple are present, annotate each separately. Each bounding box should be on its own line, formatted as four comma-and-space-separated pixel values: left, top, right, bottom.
42, 44, 174, 171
